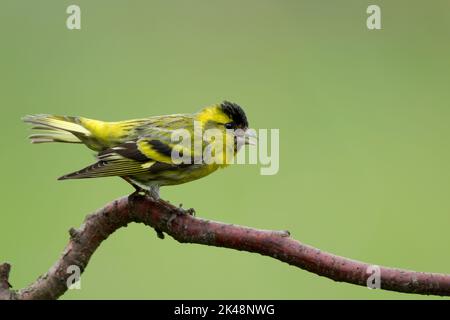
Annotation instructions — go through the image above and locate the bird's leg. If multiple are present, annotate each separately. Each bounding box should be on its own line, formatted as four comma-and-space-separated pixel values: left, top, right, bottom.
144, 186, 165, 239
146, 185, 160, 200
121, 179, 164, 238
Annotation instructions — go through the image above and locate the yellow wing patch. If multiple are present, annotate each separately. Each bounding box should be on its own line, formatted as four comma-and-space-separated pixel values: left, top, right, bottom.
137, 137, 197, 165
137, 139, 173, 163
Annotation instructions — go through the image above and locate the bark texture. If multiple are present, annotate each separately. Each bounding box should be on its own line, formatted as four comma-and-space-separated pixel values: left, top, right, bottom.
1, 195, 449, 299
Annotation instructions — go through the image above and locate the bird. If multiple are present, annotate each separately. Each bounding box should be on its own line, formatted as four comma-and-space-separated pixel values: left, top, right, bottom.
23, 101, 255, 199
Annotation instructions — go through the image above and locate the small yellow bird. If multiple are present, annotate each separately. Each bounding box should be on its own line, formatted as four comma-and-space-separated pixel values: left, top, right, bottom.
23, 101, 254, 198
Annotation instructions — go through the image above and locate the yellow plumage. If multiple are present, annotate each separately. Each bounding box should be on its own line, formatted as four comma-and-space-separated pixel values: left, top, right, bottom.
23, 101, 252, 198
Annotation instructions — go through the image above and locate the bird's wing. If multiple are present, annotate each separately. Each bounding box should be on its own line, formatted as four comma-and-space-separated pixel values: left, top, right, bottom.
134, 116, 201, 164
58, 141, 155, 180
135, 135, 195, 164
58, 129, 195, 180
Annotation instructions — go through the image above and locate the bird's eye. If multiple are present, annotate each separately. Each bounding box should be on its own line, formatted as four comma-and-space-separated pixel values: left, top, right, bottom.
224, 122, 234, 129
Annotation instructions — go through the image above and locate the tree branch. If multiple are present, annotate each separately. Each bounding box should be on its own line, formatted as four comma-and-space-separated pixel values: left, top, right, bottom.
1, 194, 450, 299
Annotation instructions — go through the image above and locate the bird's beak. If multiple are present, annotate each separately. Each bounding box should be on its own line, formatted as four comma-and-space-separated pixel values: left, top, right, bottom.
244, 129, 257, 146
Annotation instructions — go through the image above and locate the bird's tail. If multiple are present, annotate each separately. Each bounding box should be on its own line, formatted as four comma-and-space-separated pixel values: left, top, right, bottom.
22, 114, 90, 144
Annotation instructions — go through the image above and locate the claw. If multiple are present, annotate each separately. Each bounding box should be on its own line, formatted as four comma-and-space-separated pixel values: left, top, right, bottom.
177, 204, 195, 216
185, 208, 196, 216
173, 206, 196, 216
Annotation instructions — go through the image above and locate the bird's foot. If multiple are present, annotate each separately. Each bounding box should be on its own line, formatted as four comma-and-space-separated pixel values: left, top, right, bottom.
143, 186, 160, 201
185, 208, 196, 216
145, 193, 160, 201
177, 203, 196, 216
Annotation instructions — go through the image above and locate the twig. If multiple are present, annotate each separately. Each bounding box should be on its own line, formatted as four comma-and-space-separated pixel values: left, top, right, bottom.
1, 195, 449, 299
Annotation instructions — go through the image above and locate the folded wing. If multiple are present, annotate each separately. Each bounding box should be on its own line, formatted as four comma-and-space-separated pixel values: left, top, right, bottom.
58, 127, 195, 180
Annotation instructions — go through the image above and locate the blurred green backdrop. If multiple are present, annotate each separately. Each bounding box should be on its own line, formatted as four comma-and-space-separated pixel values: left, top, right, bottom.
1, 0, 450, 299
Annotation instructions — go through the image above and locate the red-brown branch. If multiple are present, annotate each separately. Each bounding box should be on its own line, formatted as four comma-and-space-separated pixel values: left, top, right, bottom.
1, 195, 450, 299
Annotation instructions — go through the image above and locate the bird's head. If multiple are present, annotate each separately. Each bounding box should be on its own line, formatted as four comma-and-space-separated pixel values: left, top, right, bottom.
196, 101, 256, 148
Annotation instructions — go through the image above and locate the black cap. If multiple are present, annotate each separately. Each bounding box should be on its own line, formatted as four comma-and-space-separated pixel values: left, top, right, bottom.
220, 101, 249, 128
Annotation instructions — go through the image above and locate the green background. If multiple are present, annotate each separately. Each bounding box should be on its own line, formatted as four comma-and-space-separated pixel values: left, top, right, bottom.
1, 0, 450, 299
